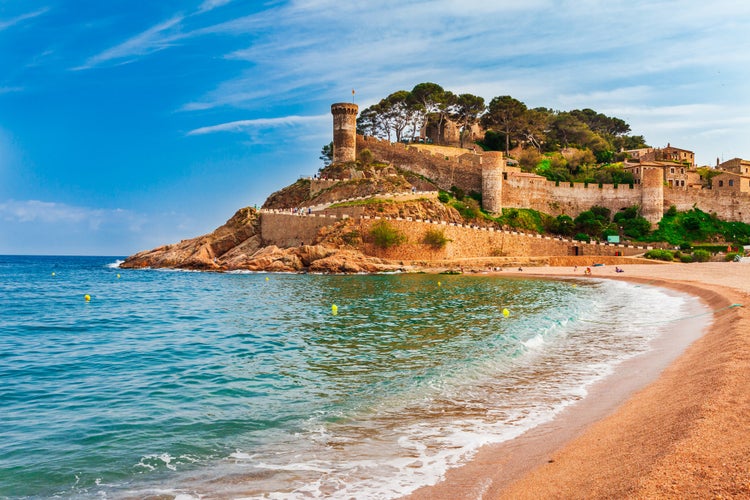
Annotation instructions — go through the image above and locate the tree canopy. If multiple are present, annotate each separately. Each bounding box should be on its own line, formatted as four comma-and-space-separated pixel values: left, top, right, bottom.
356, 82, 648, 163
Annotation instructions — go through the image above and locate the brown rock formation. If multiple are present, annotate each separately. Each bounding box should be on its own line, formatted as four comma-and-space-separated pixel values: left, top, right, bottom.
121, 207, 261, 270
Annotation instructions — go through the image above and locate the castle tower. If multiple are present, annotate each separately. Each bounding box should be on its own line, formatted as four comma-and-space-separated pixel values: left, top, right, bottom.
640, 166, 664, 227
331, 102, 359, 163
481, 151, 505, 213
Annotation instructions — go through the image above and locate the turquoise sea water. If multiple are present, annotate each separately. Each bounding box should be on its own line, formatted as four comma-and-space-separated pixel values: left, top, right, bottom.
0, 255, 701, 499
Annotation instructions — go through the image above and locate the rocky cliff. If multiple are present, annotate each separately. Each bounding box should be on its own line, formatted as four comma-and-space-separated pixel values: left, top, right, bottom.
120, 205, 408, 273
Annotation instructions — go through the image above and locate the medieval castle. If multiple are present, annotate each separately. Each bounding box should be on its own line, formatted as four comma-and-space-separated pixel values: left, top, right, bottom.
331, 103, 750, 226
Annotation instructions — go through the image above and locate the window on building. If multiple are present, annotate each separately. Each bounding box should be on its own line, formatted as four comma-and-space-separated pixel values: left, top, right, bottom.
729, 180, 734, 187
681, 180, 685, 186
670, 167, 675, 174
681, 168, 685, 174
719, 180, 724, 187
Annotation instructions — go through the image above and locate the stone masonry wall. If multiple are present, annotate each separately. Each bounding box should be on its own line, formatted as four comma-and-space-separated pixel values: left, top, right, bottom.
666, 188, 750, 224
259, 211, 648, 259
502, 175, 643, 217
358, 135, 483, 193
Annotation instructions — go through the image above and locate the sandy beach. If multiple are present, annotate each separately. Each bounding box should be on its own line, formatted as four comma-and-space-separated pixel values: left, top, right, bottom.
405, 261, 750, 499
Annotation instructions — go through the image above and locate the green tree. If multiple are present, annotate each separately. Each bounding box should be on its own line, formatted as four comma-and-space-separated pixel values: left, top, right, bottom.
451, 93, 485, 148
319, 142, 333, 166
481, 95, 528, 156
410, 82, 451, 143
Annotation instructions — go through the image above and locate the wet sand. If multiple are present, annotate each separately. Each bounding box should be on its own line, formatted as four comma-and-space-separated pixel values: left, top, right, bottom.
405, 261, 750, 499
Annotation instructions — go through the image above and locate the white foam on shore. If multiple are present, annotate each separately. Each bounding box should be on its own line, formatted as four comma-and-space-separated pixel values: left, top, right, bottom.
119, 279, 701, 500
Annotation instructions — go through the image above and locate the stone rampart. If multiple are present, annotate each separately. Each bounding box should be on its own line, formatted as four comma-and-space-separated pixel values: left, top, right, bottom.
358, 135, 483, 193
502, 175, 642, 217
258, 209, 649, 260
666, 188, 750, 224
260, 212, 341, 247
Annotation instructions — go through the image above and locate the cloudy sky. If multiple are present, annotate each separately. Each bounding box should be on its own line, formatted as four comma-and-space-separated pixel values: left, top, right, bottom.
1, 0, 748, 255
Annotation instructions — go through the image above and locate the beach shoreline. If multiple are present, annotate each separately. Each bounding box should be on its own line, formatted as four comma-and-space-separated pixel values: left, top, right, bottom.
404, 262, 750, 499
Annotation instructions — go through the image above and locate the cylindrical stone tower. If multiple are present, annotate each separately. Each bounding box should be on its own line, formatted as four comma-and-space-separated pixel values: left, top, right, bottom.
481, 151, 505, 213
331, 102, 359, 164
640, 166, 664, 227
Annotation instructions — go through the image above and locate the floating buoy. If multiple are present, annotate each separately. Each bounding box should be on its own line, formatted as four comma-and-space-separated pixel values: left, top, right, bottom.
331, 304, 338, 315
265, 277, 269, 282
502, 308, 509, 318
438, 281, 441, 287
116, 274, 121, 279
84, 294, 91, 302
51, 272, 56, 276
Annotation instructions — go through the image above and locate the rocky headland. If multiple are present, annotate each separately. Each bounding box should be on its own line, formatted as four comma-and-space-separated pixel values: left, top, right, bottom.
120, 159, 459, 273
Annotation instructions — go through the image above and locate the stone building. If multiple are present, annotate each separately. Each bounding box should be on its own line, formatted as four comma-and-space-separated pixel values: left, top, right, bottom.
624, 161, 702, 189
713, 172, 750, 193
718, 158, 750, 175
625, 144, 695, 167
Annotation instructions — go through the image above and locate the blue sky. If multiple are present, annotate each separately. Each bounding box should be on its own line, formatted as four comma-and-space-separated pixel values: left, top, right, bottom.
1, 0, 748, 255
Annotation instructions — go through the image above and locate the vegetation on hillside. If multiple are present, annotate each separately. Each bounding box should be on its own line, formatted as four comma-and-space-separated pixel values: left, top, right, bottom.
436, 188, 750, 250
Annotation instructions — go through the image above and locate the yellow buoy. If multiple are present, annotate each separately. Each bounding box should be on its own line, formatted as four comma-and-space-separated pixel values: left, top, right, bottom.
51, 272, 56, 276
116, 274, 121, 279
84, 294, 91, 302
331, 304, 338, 315
502, 308, 509, 318
265, 277, 269, 282
438, 281, 441, 287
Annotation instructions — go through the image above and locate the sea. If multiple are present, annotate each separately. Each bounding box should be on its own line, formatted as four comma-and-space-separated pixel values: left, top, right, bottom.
0, 255, 706, 499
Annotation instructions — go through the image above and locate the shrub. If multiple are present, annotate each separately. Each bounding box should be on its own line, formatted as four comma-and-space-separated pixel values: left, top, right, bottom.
692, 249, 711, 262
342, 230, 360, 246
574, 233, 591, 242
679, 241, 692, 251
422, 228, 451, 249
370, 221, 406, 248
358, 148, 374, 165
680, 254, 694, 263
666, 205, 678, 217
645, 249, 675, 261
437, 191, 450, 203
724, 252, 742, 262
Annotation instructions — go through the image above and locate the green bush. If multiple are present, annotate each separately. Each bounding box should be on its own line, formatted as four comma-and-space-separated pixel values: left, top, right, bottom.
422, 228, 451, 248
437, 191, 450, 203
724, 252, 742, 262
370, 221, 406, 248
645, 249, 674, 261
574, 233, 591, 242
680, 254, 693, 263
342, 230, 360, 246
692, 249, 711, 262
679, 241, 692, 251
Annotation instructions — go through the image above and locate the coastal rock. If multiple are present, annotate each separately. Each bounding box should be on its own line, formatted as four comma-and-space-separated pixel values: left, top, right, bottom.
121, 207, 260, 270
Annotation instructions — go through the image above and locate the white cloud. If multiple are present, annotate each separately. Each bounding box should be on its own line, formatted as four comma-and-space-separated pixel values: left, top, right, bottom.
197, 0, 235, 12
0, 199, 142, 231
187, 114, 328, 135
74, 15, 185, 70
0, 7, 50, 31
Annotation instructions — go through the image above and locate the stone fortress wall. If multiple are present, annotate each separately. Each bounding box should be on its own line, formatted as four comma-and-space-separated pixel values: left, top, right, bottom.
259, 206, 649, 261
357, 132, 750, 225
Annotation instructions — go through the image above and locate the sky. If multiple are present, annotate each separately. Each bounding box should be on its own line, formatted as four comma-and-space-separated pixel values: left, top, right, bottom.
1, 0, 749, 255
